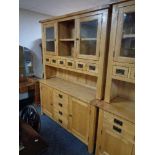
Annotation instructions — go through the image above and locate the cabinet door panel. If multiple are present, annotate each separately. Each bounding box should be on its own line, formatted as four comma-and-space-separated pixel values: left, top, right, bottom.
76, 14, 102, 60
114, 4, 135, 63
43, 23, 57, 55
69, 97, 90, 144
40, 84, 53, 116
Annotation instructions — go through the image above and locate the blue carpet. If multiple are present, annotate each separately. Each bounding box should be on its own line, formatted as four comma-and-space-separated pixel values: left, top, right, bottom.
39, 114, 93, 155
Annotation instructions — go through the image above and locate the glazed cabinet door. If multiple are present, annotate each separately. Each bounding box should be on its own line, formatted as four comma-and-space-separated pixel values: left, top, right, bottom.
43, 22, 57, 55
113, 2, 135, 63
68, 97, 90, 144
76, 14, 102, 60
40, 84, 53, 117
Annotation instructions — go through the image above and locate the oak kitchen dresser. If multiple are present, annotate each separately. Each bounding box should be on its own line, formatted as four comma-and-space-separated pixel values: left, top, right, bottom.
39, 0, 135, 154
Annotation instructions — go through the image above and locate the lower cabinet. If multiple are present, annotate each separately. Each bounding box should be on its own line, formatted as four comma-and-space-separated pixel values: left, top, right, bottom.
40, 83, 97, 153
40, 83, 53, 117
68, 97, 90, 144
96, 109, 134, 155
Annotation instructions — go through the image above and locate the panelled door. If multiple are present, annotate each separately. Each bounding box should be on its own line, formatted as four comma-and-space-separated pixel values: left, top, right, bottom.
40, 84, 53, 116
43, 22, 58, 55
76, 13, 102, 60
114, 3, 135, 63
68, 97, 90, 144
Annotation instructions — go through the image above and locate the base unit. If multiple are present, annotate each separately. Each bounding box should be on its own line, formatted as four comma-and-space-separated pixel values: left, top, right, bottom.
40, 81, 97, 153
96, 108, 135, 155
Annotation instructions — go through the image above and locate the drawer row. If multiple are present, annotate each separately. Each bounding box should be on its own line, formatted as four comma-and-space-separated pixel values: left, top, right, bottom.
45, 56, 98, 74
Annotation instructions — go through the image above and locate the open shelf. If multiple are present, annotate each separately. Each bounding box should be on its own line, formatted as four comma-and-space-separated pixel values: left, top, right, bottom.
40, 77, 96, 103
58, 19, 75, 39
97, 96, 135, 123
59, 39, 75, 41
59, 41, 74, 57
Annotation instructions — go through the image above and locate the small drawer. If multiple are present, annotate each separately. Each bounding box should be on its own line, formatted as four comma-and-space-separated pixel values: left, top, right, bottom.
54, 102, 68, 114
130, 67, 135, 79
45, 57, 51, 64
53, 90, 68, 104
54, 107, 68, 117
58, 59, 66, 66
51, 58, 57, 65
54, 111, 68, 128
87, 63, 98, 73
66, 60, 74, 68
76, 62, 86, 70
113, 66, 129, 78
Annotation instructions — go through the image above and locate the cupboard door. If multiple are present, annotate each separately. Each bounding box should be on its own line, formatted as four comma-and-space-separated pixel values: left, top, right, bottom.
43, 23, 57, 55
69, 97, 90, 144
40, 84, 53, 116
76, 14, 102, 60
114, 4, 135, 63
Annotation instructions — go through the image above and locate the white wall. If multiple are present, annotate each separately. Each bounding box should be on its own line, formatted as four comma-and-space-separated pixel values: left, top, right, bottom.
19, 8, 51, 78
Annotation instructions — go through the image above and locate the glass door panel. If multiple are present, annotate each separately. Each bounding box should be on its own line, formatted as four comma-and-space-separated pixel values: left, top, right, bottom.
114, 5, 135, 62
45, 27, 55, 52
77, 14, 102, 60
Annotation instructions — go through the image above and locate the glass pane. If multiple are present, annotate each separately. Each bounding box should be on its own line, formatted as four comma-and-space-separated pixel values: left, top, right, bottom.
45, 27, 55, 52
46, 41, 55, 51
46, 27, 54, 40
80, 40, 96, 55
120, 12, 135, 58
80, 19, 98, 38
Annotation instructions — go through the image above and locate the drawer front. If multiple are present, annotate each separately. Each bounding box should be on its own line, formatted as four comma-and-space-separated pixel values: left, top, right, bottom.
113, 66, 129, 78
45, 57, 51, 64
87, 63, 98, 73
76, 62, 86, 71
130, 68, 135, 80
103, 111, 134, 142
54, 107, 68, 118
54, 111, 68, 128
51, 58, 57, 65
58, 59, 66, 66
54, 101, 68, 115
66, 60, 74, 68
53, 90, 68, 104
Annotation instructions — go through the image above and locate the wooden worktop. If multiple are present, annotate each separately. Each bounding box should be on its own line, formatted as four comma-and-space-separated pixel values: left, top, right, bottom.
92, 97, 135, 124
40, 77, 96, 103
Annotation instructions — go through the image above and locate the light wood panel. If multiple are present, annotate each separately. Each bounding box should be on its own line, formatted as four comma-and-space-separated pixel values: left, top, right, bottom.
40, 77, 96, 103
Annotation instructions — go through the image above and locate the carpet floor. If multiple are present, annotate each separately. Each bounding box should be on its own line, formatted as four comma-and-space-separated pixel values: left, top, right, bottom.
39, 114, 93, 155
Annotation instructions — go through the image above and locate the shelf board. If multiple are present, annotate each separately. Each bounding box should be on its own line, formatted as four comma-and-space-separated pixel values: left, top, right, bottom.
59, 39, 75, 41
81, 38, 97, 41
122, 34, 135, 38
46, 39, 55, 42
45, 63, 98, 77
40, 77, 96, 103
96, 96, 135, 123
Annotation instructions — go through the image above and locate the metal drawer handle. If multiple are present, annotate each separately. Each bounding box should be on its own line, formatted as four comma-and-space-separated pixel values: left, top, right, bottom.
78, 64, 83, 68
68, 62, 72, 66
46, 58, 49, 62
52, 59, 56, 63
58, 103, 63, 107
116, 69, 125, 75
59, 111, 63, 115
89, 65, 96, 71
113, 125, 122, 133
58, 119, 62, 124
60, 61, 64, 64
114, 118, 123, 126
59, 94, 63, 98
